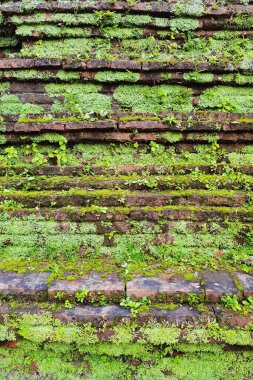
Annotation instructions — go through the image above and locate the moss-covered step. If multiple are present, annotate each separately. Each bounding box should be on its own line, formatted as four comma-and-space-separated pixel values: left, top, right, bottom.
0, 269, 252, 305
0, 189, 248, 208
0, 163, 252, 177
0, 1, 252, 16
2, 173, 253, 192
1, 85, 253, 119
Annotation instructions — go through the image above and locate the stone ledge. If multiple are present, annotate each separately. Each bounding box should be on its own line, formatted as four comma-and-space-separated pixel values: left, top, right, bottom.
48, 272, 125, 302
200, 271, 241, 302
126, 276, 202, 301
0, 270, 250, 304
0, 271, 50, 301
0, 58, 252, 73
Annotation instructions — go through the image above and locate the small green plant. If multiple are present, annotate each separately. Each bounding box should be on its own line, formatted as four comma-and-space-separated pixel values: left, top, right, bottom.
64, 300, 73, 309
55, 292, 64, 301
221, 295, 242, 311
76, 288, 88, 303
120, 297, 151, 317
90, 205, 108, 214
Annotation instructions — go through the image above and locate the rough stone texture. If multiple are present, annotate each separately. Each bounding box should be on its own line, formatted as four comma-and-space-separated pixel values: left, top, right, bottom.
54, 305, 131, 323
48, 272, 125, 302
126, 277, 201, 301
200, 271, 241, 302
235, 272, 253, 297
214, 306, 253, 328
0, 272, 50, 300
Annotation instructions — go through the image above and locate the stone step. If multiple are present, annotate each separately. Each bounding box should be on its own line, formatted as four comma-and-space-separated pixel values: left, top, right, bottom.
3, 119, 253, 133
0, 57, 252, 73
0, 1, 252, 17
0, 270, 252, 305
2, 205, 253, 222
2, 174, 253, 192
0, 189, 248, 208
0, 164, 253, 176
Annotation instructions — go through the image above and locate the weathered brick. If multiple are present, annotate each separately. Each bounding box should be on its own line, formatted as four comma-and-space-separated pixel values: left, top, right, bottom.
54, 305, 131, 323
235, 272, 253, 297
214, 306, 253, 328
126, 276, 201, 301
200, 271, 241, 302
0, 272, 50, 300
48, 272, 125, 302
0, 59, 34, 69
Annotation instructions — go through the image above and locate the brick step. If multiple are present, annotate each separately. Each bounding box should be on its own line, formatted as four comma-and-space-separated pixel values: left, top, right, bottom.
1, 69, 253, 86
0, 1, 252, 16
0, 189, 248, 208
14, 26, 253, 40
2, 205, 253, 222
0, 270, 252, 305
0, 58, 252, 73
0, 230, 247, 248
4, 111, 253, 126
0, 302, 253, 345
9, 11, 253, 32
1, 219, 250, 235
2, 174, 253, 191
0, 164, 252, 176
4, 131, 253, 146
4, 119, 253, 133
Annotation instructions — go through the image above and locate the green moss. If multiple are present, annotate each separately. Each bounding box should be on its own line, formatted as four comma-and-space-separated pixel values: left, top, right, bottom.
170, 18, 199, 31
113, 85, 193, 113
94, 71, 140, 83
0, 82, 10, 95
173, 0, 206, 16
0, 95, 22, 115
16, 25, 92, 38
102, 27, 144, 39
21, 38, 110, 59
0, 12, 4, 25
0, 37, 18, 47
183, 72, 214, 83
163, 132, 183, 143
198, 86, 253, 113
45, 84, 111, 116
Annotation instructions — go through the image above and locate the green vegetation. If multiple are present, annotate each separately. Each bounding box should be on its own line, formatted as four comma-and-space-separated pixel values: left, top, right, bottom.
113, 85, 193, 113
198, 86, 253, 113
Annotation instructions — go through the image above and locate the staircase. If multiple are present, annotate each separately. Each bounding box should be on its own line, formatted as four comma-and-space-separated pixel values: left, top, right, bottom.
0, 1, 253, 378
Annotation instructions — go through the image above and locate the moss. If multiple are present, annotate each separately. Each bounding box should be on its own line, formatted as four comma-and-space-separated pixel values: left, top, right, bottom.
163, 132, 183, 143
198, 86, 253, 113
16, 24, 92, 38
94, 71, 140, 83
113, 85, 193, 113
102, 27, 144, 39
0, 37, 18, 47
170, 18, 199, 31
0, 95, 22, 115
45, 84, 111, 116
173, 0, 206, 16
0, 12, 4, 25
0, 82, 10, 95
183, 72, 214, 83
21, 38, 110, 59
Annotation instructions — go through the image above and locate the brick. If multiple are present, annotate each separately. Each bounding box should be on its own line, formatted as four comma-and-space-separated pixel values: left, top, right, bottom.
200, 271, 241, 302
235, 272, 253, 297
54, 305, 131, 323
214, 306, 253, 328
0, 272, 50, 300
148, 306, 215, 326
126, 276, 201, 301
34, 58, 61, 67
0, 59, 34, 69
48, 272, 125, 302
